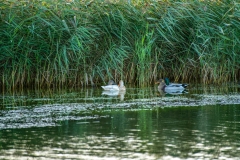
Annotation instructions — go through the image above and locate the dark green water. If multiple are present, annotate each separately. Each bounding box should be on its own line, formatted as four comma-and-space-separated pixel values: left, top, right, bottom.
0, 85, 240, 159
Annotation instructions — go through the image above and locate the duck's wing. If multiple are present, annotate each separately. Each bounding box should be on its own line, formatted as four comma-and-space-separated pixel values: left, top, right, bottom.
168, 83, 188, 88
101, 85, 119, 91
108, 80, 117, 85
165, 85, 185, 90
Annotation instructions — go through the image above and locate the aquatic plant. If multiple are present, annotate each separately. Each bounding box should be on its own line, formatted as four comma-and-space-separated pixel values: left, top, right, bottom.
0, 0, 239, 89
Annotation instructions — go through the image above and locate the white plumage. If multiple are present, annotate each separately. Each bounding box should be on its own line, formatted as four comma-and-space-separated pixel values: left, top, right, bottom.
101, 80, 126, 91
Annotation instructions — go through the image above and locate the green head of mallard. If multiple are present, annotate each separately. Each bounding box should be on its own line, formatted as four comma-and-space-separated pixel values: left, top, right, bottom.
164, 77, 170, 85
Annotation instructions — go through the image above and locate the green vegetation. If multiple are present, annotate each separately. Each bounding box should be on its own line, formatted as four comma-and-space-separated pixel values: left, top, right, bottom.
0, 0, 239, 89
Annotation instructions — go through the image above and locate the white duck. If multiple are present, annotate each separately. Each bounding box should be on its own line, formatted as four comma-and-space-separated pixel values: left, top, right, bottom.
101, 80, 126, 91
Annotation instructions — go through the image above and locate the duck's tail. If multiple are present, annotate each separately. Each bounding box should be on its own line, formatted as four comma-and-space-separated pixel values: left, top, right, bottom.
182, 84, 188, 88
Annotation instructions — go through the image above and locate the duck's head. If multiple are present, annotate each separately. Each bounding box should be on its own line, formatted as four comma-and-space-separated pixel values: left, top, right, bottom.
164, 77, 170, 85
118, 80, 124, 87
155, 79, 166, 90
155, 79, 165, 84
108, 80, 116, 85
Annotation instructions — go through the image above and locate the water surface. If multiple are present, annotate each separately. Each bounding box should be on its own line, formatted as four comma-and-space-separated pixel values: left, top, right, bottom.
0, 84, 240, 159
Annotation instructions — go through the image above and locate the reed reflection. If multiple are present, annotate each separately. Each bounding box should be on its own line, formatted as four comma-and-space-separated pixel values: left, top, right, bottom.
1, 105, 240, 159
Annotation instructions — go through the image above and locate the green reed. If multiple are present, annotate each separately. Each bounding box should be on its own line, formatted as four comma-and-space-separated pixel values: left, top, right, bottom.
0, 0, 239, 89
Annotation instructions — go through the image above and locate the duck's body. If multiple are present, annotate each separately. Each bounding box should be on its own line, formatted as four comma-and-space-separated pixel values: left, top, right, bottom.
156, 79, 187, 91
164, 78, 188, 88
101, 85, 119, 91
101, 80, 119, 90
101, 80, 126, 91
164, 84, 187, 91
166, 83, 188, 88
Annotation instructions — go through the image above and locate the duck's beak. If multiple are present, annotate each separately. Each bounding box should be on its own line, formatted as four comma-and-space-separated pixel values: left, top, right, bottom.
155, 81, 160, 84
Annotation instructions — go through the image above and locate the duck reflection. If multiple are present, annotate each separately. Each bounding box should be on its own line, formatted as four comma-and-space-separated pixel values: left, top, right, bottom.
158, 89, 188, 96
102, 90, 126, 101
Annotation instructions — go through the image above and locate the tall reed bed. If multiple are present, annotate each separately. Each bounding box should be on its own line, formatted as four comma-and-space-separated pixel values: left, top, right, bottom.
0, 0, 239, 89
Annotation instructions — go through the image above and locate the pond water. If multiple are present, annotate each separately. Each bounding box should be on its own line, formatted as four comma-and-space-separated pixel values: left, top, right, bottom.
0, 84, 240, 159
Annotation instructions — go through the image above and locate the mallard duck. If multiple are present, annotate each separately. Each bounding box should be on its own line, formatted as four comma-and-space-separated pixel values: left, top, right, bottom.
101, 80, 126, 91
156, 79, 187, 91
164, 77, 188, 88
